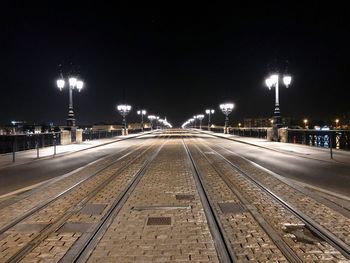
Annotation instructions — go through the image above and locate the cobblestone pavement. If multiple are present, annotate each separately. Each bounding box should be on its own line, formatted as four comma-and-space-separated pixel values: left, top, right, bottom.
192, 137, 348, 262
204, 138, 350, 247
0, 138, 159, 262
0, 131, 349, 262
87, 139, 220, 263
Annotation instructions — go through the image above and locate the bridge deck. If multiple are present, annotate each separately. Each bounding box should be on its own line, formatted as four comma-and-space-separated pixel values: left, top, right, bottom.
0, 130, 349, 262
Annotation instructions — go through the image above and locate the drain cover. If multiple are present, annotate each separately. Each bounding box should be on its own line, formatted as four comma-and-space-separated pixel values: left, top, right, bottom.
58, 222, 94, 233
147, 217, 171, 226
11, 223, 48, 232
80, 204, 107, 215
218, 202, 246, 214
175, 194, 195, 200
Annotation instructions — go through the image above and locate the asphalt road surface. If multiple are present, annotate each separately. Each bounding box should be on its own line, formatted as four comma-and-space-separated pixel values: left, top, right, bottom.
1, 132, 349, 198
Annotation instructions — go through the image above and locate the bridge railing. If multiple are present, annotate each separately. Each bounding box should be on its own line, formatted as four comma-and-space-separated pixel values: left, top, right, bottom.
287, 129, 350, 150
198, 126, 350, 150
229, 127, 268, 139
82, 127, 150, 141
0, 132, 61, 154
82, 130, 123, 141
202, 126, 268, 139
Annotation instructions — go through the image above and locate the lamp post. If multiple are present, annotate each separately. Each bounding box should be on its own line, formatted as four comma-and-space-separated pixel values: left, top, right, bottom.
205, 109, 215, 130
335, 118, 339, 129
156, 116, 160, 129
137, 110, 146, 132
303, 119, 308, 129
116, 104, 131, 134
219, 103, 234, 134
265, 74, 291, 127
196, 114, 204, 129
193, 116, 197, 129
148, 115, 156, 130
56, 77, 84, 127
189, 118, 194, 129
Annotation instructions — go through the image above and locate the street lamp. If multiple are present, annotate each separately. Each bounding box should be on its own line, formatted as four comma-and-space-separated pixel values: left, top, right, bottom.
265, 74, 291, 127
137, 110, 147, 132
56, 76, 84, 127
335, 118, 340, 129
155, 116, 160, 129
196, 114, 205, 129
219, 103, 234, 133
148, 115, 156, 130
193, 115, 197, 129
205, 109, 215, 130
116, 104, 131, 133
303, 119, 308, 129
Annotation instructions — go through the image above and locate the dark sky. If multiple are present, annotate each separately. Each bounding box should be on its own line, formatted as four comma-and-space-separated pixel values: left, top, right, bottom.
1, 2, 349, 127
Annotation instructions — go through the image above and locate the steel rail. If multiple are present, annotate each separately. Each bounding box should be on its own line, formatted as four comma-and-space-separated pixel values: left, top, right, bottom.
70, 137, 168, 263
5, 136, 164, 263
182, 138, 236, 263
198, 139, 350, 260
190, 139, 303, 263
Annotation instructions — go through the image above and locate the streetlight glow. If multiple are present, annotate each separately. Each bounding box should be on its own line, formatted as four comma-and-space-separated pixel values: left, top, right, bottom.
283, 76, 292, 86
137, 109, 147, 132
76, 80, 84, 92
56, 75, 84, 127
219, 103, 234, 114
69, 77, 77, 87
196, 114, 205, 129
57, 79, 65, 90
219, 102, 235, 133
265, 78, 273, 89
265, 73, 292, 127
116, 104, 132, 131
205, 109, 215, 130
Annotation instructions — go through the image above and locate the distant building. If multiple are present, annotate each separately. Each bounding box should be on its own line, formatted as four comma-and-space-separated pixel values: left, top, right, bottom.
244, 117, 291, 128
92, 124, 123, 132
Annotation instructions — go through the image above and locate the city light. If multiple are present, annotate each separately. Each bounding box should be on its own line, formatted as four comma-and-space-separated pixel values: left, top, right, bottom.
116, 104, 131, 131
137, 110, 147, 132
148, 115, 156, 130
76, 80, 84, 92
219, 103, 234, 133
56, 79, 65, 90
56, 76, 84, 127
205, 109, 215, 130
196, 114, 205, 129
265, 74, 292, 126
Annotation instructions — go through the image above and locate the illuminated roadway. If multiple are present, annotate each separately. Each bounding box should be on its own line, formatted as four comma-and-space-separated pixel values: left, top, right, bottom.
0, 131, 349, 198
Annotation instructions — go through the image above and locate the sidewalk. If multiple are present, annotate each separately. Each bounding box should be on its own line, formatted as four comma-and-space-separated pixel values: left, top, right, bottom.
200, 130, 350, 165
0, 132, 149, 169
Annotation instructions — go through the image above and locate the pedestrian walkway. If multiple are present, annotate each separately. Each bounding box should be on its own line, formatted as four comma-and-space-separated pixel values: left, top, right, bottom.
200, 130, 350, 165
0, 132, 149, 169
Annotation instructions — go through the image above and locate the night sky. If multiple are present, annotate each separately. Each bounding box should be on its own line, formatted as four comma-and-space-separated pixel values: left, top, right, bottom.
1, 2, 349, 127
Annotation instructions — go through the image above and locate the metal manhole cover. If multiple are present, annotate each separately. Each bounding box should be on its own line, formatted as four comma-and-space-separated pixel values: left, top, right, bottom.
80, 204, 107, 215
147, 217, 171, 226
175, 194, 195, 200
218, 202, 246, 214
58, 222, 94, 233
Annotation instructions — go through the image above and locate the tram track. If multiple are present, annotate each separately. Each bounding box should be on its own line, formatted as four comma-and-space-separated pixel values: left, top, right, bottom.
211, 139, 350, 218
182, 137, 236, 263
0, 136, 154, 235
0, 135, 168, 262
59, 137, 166, 263
190, 137, 350, 261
